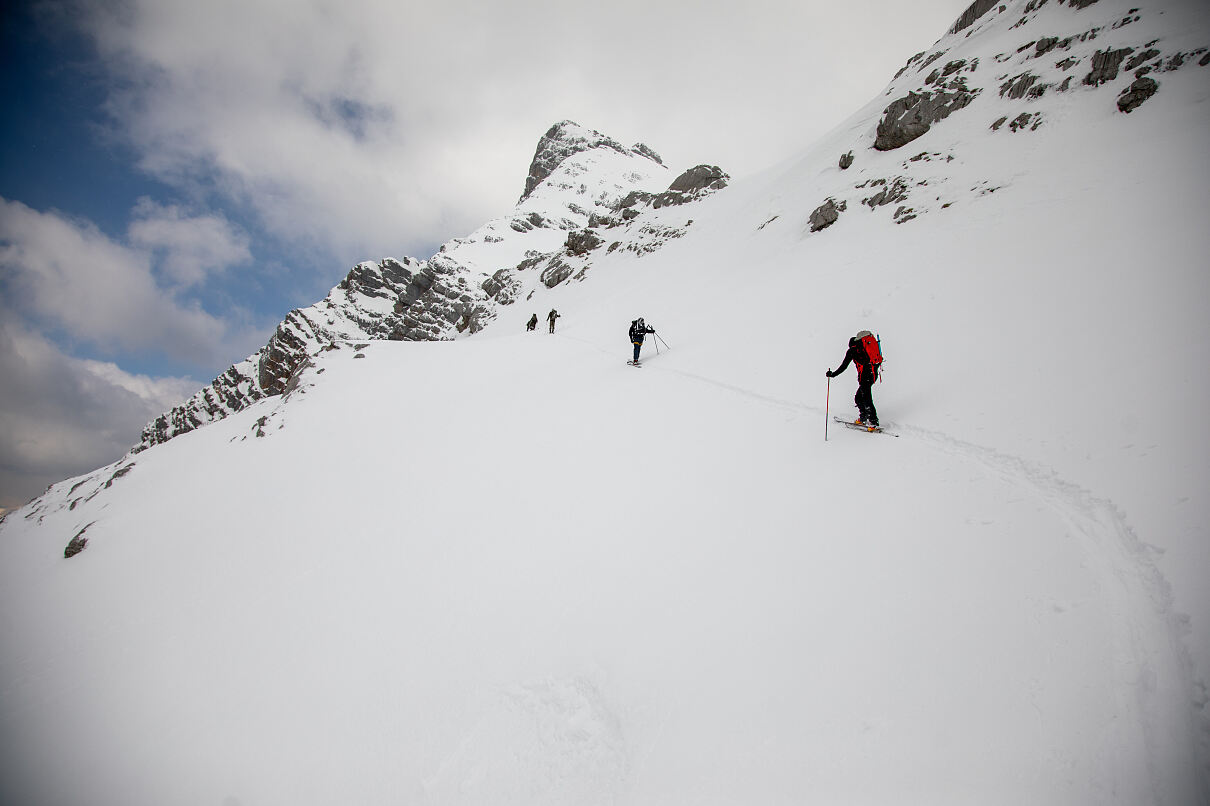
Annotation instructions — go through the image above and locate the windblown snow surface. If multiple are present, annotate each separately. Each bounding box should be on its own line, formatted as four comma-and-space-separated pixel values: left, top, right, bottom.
2, 1, 1209, 804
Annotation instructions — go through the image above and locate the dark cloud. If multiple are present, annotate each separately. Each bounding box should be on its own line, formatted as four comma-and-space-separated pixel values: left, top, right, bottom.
0, 321, 199, 509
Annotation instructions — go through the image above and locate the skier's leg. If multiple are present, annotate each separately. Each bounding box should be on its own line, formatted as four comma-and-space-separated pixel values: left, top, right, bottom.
859, 380, 878, 426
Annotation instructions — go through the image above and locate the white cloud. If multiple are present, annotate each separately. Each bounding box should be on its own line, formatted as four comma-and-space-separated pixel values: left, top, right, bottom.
128, 197, 252, 287
0, 321, 199, 509
69, 0, 963, 264
0, 196, 259, 366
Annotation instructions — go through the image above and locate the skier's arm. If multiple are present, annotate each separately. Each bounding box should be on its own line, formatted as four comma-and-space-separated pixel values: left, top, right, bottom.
828, 350, 853, 377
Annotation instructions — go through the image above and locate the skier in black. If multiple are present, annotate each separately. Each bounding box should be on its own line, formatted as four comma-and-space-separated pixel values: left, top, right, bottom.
628, 317, 655, 364
526, 313, 538, 331
827, 335, 879, 430
547, 309, 560, 333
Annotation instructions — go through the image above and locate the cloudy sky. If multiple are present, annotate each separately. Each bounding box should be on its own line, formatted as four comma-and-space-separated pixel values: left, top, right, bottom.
0, 0, 964, 509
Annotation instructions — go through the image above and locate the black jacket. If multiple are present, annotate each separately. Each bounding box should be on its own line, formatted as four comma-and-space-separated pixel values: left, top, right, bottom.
832, 340, 877, 384
629, 321, 654, 343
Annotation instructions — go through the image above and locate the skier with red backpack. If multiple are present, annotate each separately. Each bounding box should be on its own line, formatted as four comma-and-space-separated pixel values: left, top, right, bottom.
827, 330, 883, 431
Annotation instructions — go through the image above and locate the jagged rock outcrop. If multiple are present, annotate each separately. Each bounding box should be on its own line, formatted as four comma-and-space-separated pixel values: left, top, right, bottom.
1118, 76, 1158, 112
614, 165, 731, 214
839, 151, 854, 170
950, 0, 999, 34
1084, 47, 1135, 86
809, 198, 846, 232
566, 229, 605, 256
1001, 72, 1041, 99
874, 87, 980, 151
64, 524, 91, 559
669, 165, 729, 194
519, 121, 662, 202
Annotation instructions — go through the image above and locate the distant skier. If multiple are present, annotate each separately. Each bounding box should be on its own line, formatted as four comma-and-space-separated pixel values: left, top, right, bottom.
826, 331, 883, 430
547, 309, 560, 333
527, 313, 538, 331
628, 317, 655, 365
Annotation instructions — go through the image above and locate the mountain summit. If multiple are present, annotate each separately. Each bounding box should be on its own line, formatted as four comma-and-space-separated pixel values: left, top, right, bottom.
520, 120, 664, 201
3, 1, 1208, 804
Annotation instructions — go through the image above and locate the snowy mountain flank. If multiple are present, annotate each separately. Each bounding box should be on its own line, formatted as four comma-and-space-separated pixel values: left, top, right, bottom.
136, 121, 727, 448
3, 1, 1210, 805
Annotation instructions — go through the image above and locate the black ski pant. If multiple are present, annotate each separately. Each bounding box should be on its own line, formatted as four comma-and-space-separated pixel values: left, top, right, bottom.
855, 378, 878, 425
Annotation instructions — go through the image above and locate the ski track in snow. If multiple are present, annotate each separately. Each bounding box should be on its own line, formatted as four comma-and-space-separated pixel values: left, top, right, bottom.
632, 352, 1205, 799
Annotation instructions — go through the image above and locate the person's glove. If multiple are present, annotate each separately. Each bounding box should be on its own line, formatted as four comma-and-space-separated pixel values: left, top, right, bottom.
826, 369, 835, 377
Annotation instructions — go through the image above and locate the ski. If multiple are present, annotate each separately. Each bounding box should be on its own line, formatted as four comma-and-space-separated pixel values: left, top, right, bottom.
833, 416, 898, 437
626, 360, 642, 367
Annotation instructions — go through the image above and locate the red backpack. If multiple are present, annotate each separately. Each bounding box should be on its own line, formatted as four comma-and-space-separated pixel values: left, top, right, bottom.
855, 330, 883, 372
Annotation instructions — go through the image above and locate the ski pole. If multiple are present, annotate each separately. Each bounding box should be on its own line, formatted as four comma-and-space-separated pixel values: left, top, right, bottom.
825, 376, 830, 442
655, 332, 671, 350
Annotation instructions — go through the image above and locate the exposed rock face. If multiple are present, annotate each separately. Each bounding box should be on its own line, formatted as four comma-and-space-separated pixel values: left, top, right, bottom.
520, 121, 661, 202
1124, 48, 1161, 72
839, 151, 854, 169
1001, 72, 1041, 99
874, 88, 979, 150
863, 178, 910, 209
64, 525, 91, 559
668, 165, 729, 194
540, 259, 575, 288
613, 165, 730, 215
809, 198, 846, 232
950, 0, 999, 34
1118, 76, 1158, 112
1084, 47, 1135, 86
631, 143, 664, 165
566, 229, 605, 256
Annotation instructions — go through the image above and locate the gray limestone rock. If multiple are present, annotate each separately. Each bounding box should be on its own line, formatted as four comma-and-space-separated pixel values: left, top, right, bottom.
1124, 48, 1161, 72
631, 143, 664, 165
668, 165, 729, 193
1084, 47, 1135, 86
809, 198, 846, 232
863, 178, 910, 209
540, 260, 575, 288
1001, 72, 1041, 99
566, 229, 605, 256
64, 525, 92, 559
874, 88, 979, 151
950, 0, 999, 34
1117, 76, 1158, 112
520, 121, 629, 201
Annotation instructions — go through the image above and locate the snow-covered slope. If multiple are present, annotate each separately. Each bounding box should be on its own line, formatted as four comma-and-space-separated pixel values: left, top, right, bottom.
3, 1, 1209, 804
138, 121, 715, 448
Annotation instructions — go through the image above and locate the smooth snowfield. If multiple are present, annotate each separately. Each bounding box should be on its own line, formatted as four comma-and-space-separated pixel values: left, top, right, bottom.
3, 0, 1210, 802
0, 333, 1199, 805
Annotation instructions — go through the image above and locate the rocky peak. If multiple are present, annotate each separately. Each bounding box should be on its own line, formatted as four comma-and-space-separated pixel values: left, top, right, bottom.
519, 121, 662, 202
